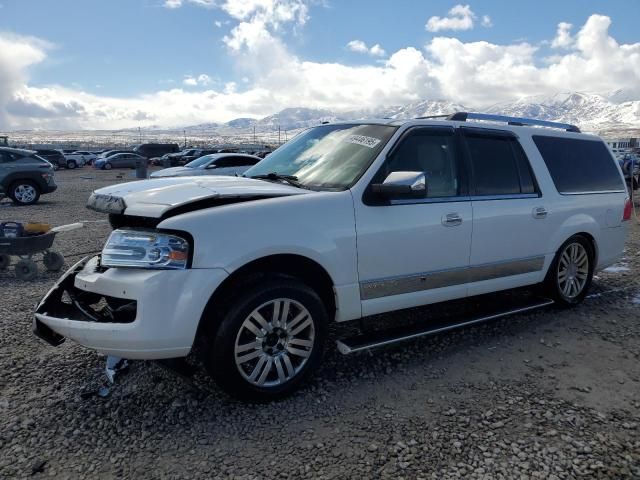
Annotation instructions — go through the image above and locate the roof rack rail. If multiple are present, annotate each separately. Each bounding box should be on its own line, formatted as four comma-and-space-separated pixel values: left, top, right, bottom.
445, 112, 581, 133
414, 114, 450, 119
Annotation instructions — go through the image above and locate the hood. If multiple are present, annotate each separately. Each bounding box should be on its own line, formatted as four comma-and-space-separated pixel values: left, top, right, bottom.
87, 175, 308, 218
150, 166, 196, 178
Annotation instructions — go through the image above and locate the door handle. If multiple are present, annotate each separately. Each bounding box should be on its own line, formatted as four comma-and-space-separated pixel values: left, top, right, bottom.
442, 213, 463, 227
532, 206, 548, 219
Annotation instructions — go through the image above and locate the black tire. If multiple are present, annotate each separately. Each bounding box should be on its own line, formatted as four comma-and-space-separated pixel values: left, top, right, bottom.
9, 180, 41, 206
203, 278, 327, 401
104, 162, 112, 170
43, 251, 65, 272
67, 160, 77, 169
0, 254, 10, 270
15, 259, 38, 280
544, 235, 594, 307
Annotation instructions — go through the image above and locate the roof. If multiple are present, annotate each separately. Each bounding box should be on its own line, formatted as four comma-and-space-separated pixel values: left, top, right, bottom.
0, 146, 36, 155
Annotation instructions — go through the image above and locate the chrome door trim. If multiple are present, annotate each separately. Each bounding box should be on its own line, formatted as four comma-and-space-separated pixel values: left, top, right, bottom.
360, 255, 545, 300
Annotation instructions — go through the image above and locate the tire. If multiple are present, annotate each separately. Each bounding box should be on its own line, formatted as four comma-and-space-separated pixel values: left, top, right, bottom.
203, 278, 327, 401
9, 180, 41, 206
544, 235, 594, 307
67, 160, 77, 169
0, 254, 10, 270
43, 251, 65, 272
104, 162, 112, 170
15, 259, 38, 280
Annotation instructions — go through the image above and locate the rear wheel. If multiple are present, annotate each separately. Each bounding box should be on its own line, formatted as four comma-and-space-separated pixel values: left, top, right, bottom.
43, 251, 65, 272
9, 180, 40, 205
103, 162, 112, 170
544, 235, 594, 306
67, 160, 77, 169
203, 279, 327, 401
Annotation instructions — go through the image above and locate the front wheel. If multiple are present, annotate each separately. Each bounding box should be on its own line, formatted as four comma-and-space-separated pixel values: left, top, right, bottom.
103, 162, 112, 170
67, 160, 77, 169
203, 279, 327, 401
544, 235, 594, 306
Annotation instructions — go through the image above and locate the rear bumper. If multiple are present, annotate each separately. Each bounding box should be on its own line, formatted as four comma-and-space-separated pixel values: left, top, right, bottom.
34, 256, 229, 359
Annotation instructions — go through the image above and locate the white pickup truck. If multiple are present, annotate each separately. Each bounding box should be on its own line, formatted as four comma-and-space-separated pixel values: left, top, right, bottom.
34, 113, 630, 400
63, 151, 97, 168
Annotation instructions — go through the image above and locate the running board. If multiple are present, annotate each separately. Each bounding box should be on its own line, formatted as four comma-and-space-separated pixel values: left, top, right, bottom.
336, 298, 554, 355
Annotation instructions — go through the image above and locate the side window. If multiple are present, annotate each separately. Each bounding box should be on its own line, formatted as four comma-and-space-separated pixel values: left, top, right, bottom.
0, 152, 14, 163
532, 136, 624, 193
464, 131, 535, 196
384, 129, 460, 198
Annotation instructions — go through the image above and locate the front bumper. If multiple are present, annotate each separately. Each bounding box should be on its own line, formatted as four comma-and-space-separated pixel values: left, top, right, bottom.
34, 256, 229, 359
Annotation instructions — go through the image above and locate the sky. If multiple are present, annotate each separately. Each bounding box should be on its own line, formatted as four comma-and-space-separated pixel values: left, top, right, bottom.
0, 0, 639, 130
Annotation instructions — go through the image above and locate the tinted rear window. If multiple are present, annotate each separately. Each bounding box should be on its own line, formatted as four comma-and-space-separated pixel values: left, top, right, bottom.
464, 130, 538, 196
532, 136, 624, 193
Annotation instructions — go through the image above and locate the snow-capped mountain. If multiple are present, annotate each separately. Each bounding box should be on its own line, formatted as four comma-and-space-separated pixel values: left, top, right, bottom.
176, 92, 638, 135
485, 92, 640, 131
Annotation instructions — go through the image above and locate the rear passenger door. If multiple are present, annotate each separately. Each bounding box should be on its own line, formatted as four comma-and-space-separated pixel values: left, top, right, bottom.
462, 128, 554, 296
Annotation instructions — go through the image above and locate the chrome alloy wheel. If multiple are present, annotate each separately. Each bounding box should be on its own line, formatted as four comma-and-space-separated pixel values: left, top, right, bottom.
14, 184, 37, 204
234, 298, 315, 387
557, 242, 589, 299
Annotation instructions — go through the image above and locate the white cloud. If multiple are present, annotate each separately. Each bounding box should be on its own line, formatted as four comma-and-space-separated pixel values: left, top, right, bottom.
347, 40, 386, 57
426, 4, 475, 32
2, 13, 640, 130
163, 0, 182, 8
551, 22, 574, 49
425, 4, 492, 32
164, 0, 216, 8
183, 73, 213, 86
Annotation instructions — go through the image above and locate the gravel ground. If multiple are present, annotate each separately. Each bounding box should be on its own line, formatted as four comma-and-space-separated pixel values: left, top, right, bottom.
1, 168, 639, 479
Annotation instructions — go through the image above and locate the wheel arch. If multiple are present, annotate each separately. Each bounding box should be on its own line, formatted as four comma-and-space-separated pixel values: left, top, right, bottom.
197, 253, 336, 340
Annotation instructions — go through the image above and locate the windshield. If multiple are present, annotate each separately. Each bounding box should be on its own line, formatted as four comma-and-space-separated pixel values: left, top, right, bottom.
185, 154, 217, 168
243, 124, 398, 189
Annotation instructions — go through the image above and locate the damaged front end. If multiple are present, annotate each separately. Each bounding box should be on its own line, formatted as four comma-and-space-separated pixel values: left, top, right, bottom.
33, 257, 137, 347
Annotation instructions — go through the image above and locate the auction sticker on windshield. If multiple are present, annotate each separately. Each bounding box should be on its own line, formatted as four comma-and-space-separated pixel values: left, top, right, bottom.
345, 135, 381, 149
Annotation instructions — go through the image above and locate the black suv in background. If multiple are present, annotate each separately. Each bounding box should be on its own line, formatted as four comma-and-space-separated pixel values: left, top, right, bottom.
133, 143, 180, 159
0, 148, 57, 205
35, 149, 67, 170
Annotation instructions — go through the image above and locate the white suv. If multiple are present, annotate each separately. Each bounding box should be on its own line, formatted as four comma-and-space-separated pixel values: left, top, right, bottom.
34, 113, 631, 400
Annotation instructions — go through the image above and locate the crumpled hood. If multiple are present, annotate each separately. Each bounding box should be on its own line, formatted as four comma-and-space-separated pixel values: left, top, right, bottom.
87, 175, 307, 218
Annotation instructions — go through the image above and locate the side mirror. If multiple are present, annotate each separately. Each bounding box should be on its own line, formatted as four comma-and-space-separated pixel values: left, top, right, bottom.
371, 171, 427, 199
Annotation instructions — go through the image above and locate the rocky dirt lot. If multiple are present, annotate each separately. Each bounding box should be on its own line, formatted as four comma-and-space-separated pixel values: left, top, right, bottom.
1, 168, 639, 479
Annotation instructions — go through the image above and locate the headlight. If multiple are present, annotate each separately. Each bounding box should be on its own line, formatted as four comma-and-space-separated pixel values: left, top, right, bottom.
101, 229, 189, 269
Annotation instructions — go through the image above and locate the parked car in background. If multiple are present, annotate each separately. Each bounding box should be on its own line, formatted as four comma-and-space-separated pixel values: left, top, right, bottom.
65, 151, 97, 166
178, 148, 220, 165
35, 149, 67, 170
1, 147, 57, 205
97, 150, 133, 160
150, 153, 262, 178
95, 152, 146, 170
34, 113, 630, 400
133, 143, 180, 159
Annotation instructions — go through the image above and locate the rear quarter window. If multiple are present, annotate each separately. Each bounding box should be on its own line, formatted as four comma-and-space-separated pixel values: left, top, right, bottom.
532, 136, 624, 193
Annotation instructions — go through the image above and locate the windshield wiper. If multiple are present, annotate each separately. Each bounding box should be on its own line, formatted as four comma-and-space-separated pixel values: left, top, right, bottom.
250, 172, 306, 189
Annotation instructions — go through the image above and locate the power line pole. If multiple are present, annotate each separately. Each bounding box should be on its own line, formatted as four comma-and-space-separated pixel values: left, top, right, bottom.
278, 125, 281, 145
183, 130, 187, 148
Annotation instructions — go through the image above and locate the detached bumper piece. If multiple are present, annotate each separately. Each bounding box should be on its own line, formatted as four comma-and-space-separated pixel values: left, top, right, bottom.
33, 257, 137, 347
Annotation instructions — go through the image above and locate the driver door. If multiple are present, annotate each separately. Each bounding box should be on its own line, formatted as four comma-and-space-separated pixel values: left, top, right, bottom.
353, 126, 473, 316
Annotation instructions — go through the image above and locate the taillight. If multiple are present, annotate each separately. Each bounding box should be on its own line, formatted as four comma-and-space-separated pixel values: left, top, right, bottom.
622, 198, 632, 221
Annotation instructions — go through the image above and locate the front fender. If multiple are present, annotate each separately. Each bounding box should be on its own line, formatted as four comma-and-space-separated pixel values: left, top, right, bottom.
157, 191, 359, 288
